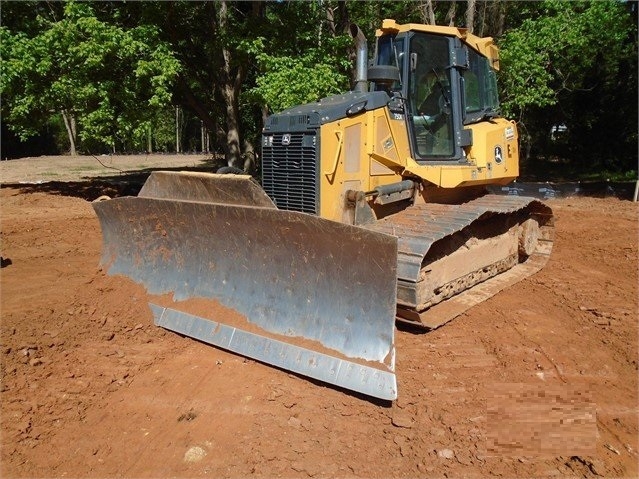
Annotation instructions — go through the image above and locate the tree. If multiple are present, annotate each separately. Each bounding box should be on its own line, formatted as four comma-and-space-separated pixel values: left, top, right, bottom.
465, 0, 476, 33
142, 1, 264, 167
2, 0, 636, 179
1, 1, 179, 155
216, 1, 264, 167
499, 0, 637, 173
246, 1, 353, 114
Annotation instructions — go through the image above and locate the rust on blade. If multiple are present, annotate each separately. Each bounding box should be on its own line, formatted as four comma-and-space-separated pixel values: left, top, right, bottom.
92, 171, 399, 401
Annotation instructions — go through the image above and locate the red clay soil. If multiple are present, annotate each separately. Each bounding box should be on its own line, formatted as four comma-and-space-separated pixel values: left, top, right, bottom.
1, 185, 637, 478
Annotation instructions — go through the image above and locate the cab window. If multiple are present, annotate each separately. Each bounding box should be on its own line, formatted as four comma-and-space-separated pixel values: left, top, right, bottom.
408, 34, 455, 159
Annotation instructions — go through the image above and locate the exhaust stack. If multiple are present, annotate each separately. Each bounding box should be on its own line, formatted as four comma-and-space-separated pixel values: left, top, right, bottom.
350, 24, 368, 93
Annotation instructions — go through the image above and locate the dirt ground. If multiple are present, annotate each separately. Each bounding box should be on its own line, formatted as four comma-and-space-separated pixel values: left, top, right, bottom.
1, 155, 637, 478
0, 154, 215, 184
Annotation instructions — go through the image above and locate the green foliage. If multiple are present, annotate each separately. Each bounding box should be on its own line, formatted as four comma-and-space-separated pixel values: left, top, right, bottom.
249, 36, 351, 113
1, 1, 179, 152
498, 0, 637, 172
499, 0, 630, 116
1, 0, 636, 177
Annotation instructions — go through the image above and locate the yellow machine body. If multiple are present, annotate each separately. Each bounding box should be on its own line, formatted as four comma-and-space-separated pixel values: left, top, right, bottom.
318, 107, 519, 223
93, 20, 553, 401
302, 20, 523, 223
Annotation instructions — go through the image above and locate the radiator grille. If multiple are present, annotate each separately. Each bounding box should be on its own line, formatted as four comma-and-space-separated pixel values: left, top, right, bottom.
262, 132, 319, 215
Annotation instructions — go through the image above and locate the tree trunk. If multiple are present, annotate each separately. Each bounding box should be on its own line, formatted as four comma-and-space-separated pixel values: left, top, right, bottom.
445, 0, 457, 27
216, 1, 246, 167
493, 0, 506, 37
220, 83, 241, 167
466, 0, 475, 33
200, 121, 204, 153
61, 110, 77, 156
335, 0, 350, 35
201, 121, 208, 153
176, 76, 216, 131
478, 0, 487, 36
175, 106, 181, 153
319, 0, 325, 46
242, 138, 256, 172
215, 123, 226, 153
421, 0, 436, 25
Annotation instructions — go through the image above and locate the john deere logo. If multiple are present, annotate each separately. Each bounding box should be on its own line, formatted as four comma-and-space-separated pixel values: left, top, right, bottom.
281, 134, 291, 146
494, 145, 503, 164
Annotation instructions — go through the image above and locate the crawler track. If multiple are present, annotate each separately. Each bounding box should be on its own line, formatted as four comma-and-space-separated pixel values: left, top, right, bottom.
365, 194, 554, 328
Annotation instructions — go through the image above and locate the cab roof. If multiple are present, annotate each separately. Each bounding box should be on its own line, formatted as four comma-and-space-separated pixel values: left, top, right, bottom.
377, 19, 500, 70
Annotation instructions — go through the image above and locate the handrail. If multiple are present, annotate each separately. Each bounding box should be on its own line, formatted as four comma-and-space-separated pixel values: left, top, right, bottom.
324, 130, 343, 182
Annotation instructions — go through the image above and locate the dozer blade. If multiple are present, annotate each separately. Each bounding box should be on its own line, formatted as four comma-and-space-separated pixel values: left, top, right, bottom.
93, 172, 398, 400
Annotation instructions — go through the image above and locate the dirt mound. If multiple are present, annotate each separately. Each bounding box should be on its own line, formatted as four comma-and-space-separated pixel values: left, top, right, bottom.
1, 186, 637, 478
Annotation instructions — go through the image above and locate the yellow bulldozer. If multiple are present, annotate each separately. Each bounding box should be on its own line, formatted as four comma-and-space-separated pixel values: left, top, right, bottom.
93, 20, 553, 401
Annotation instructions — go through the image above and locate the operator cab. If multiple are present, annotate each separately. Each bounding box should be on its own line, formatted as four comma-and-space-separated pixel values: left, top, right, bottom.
372, 25, 501, 164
